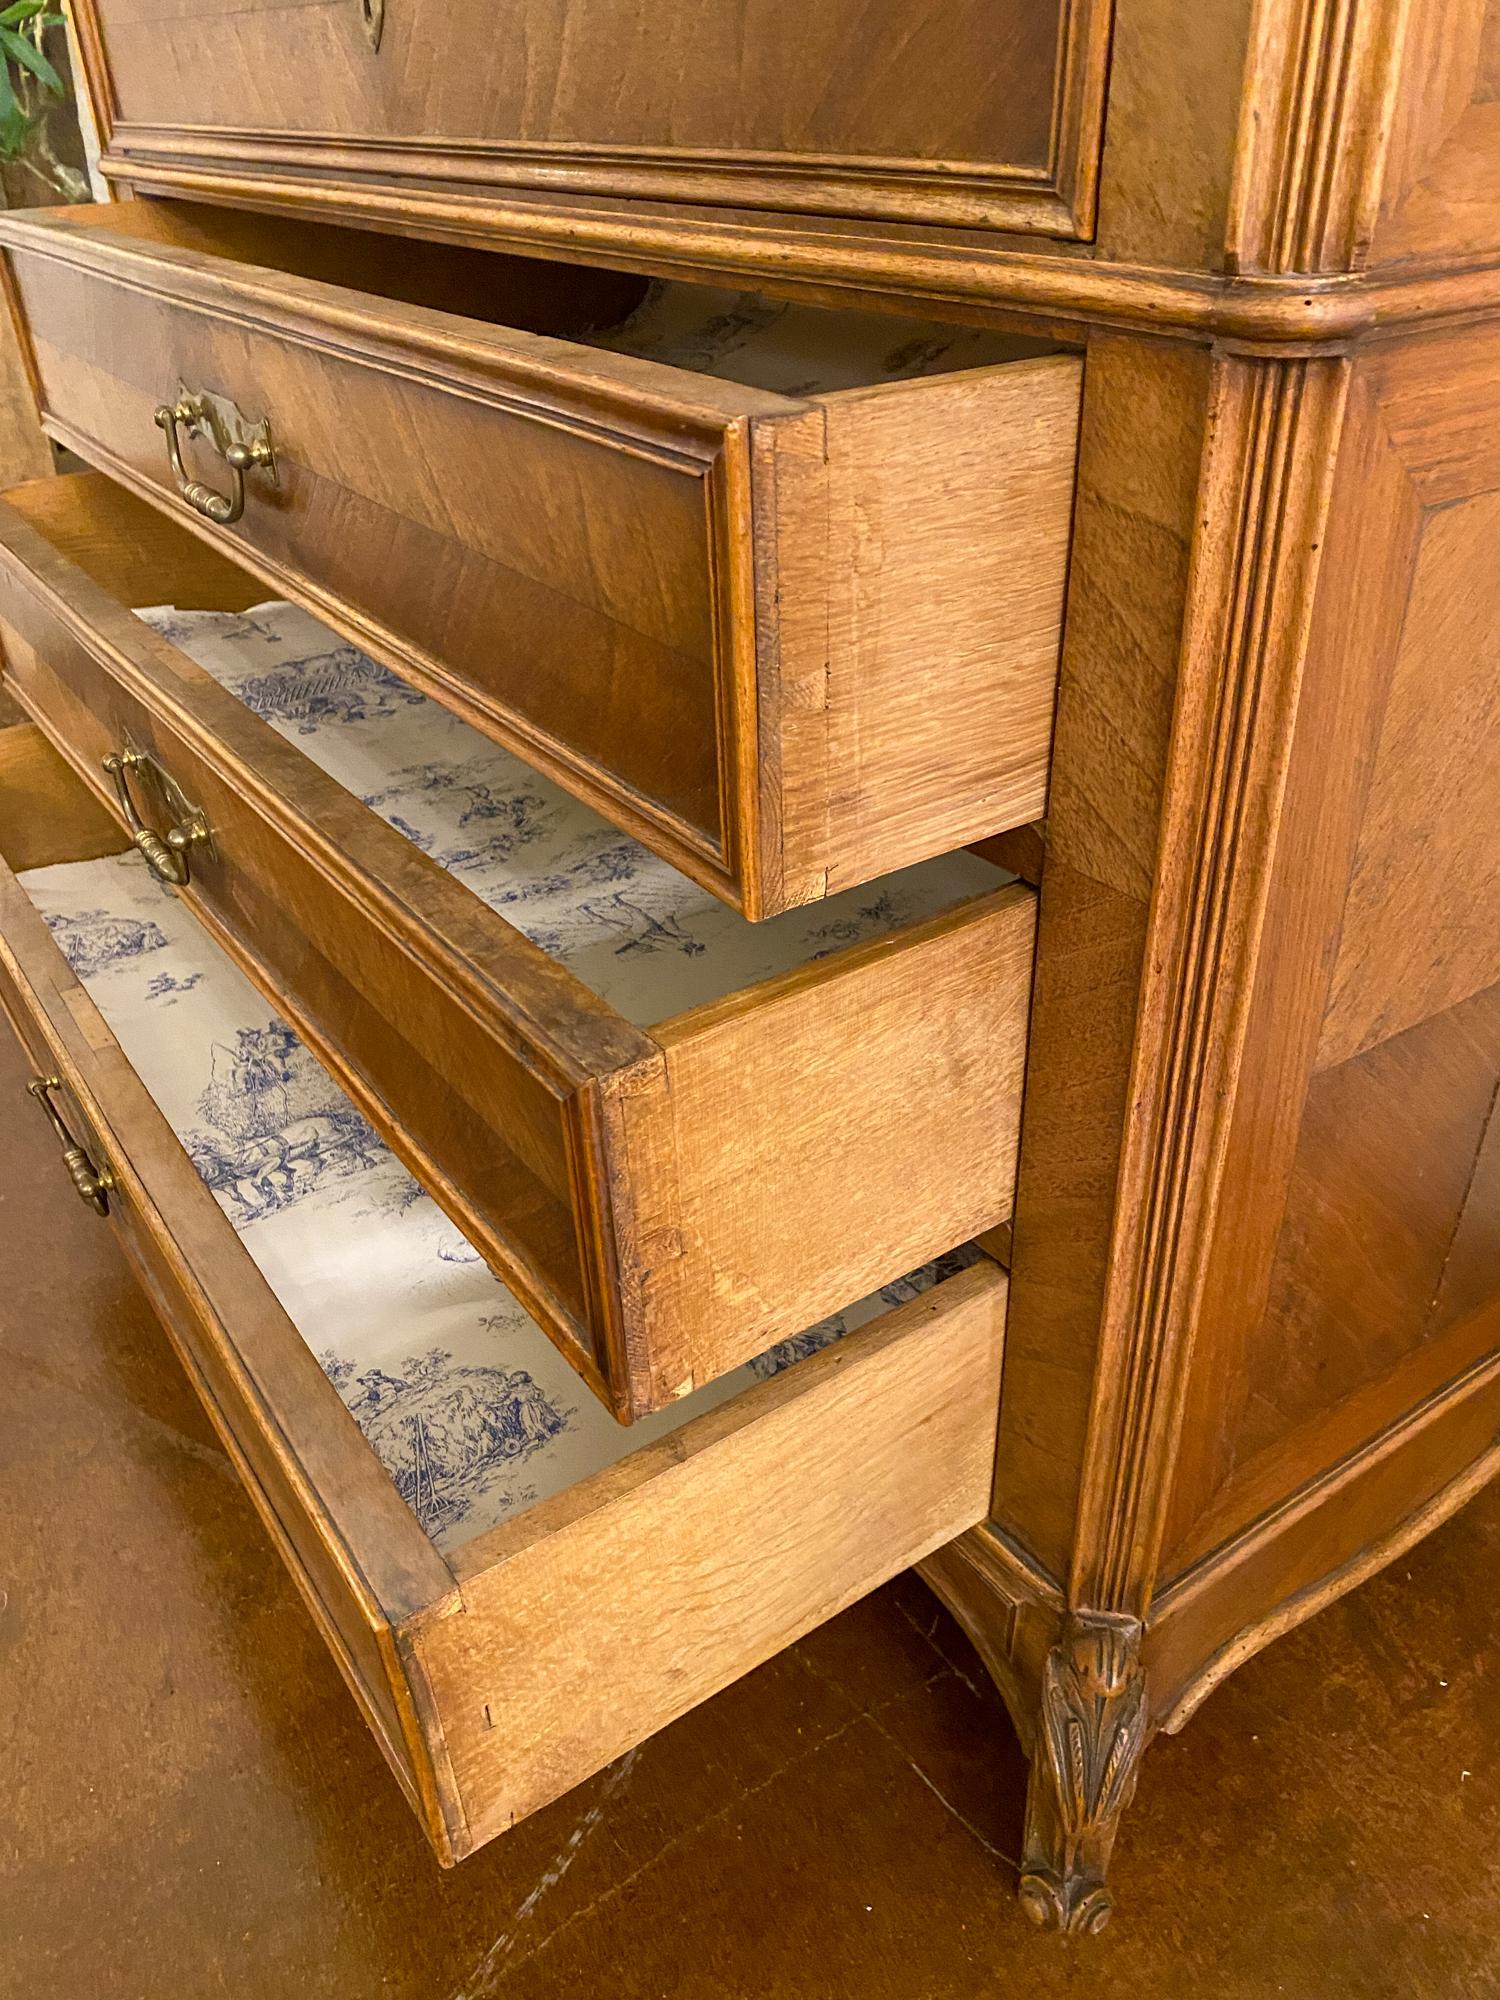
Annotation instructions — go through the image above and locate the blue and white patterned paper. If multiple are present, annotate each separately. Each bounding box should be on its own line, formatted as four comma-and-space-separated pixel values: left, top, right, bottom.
132, 600, 1002, 1028
19, 851, 977, 1554
18, 596, 996, 1551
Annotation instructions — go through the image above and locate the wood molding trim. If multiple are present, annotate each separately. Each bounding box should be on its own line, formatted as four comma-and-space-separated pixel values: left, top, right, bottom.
1069, 352, 1351, 1613
1147, 1316, 1500, 1731
94, 157, 1500, 347
1227, 0, 1414, 275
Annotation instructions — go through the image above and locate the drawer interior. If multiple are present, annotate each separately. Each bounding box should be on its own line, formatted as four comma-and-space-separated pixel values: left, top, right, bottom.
8, 474, 1010, 1033
0, 471, 1031, 1417
49, 199, 1065, 394
2, 721, 981, 1557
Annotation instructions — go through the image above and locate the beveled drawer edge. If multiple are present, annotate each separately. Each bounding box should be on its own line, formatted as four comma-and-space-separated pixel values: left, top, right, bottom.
92, 128, 1094, 239
0, 206, 806, 442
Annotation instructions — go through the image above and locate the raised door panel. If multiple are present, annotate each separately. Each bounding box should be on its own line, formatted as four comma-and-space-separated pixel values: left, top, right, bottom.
75, 0, 1113, 238
1161, 323, 1500, 1582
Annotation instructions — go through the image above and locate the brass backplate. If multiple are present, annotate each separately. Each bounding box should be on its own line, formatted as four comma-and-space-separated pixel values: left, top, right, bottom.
174, 386, 278, 487
122, 738, 216, 863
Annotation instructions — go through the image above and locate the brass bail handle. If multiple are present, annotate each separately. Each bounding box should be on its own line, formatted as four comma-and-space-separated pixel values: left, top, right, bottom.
27, 1075, 114, 1215
154, 397, 274, 526
102, 747, 209, 886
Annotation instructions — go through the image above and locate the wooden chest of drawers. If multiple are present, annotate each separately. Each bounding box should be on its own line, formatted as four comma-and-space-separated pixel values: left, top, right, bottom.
3, 0, 1498, 1941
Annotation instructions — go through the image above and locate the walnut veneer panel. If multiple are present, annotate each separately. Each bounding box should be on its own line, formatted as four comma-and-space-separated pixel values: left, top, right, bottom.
1371, 0, 1500, 273
0, 201, 1080, 920
1160, 323, 1500, 1574
73, 0, 1112, 238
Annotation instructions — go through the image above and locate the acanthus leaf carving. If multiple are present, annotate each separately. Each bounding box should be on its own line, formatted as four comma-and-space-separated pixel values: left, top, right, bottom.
1019, 1613, 1146, 1935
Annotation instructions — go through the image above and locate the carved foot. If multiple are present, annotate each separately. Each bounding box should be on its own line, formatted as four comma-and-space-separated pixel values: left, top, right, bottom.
1018, 1613, 1145, 1935
1018, 1865, 1116, 1936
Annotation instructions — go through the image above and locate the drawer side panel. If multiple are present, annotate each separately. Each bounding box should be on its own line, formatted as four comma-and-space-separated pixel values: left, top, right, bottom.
609, 884, 1036, 1406
417, 1258, 1008, 1855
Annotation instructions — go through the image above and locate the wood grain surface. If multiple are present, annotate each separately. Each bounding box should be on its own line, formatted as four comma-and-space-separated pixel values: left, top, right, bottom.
0, 202, 1079, 915
0, 502, 1034, 1418
422, 1258, 1007, 1852
71, 0, 1112, 236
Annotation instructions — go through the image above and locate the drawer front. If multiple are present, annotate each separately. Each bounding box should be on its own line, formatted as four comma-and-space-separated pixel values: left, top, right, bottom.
0, 474, 1036, 1421
0, 485, 633, 1392
7, 224, 741, 881
76, 0, 1110, 242
0, 813, 455, 1842
0, 745, 1009, 1859
0, 206, 1080, 919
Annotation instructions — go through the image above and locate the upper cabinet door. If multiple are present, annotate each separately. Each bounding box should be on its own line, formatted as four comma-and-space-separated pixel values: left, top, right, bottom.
73, 0, 1114, 243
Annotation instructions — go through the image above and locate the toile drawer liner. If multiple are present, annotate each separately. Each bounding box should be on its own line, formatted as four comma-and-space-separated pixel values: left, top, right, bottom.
0, 473, 1036, 1422
0, 716, 1009, 1861
18, 841, 977, 1555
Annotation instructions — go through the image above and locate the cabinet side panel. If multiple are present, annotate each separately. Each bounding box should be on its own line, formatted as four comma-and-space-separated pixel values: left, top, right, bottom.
1370, 0, 1500, 275
1162, 322, 1500, 1582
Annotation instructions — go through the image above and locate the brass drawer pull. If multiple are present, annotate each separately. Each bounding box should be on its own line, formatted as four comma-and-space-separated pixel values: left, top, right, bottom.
102, 745, 212, 886
154, 388, 275, 527
27, 1075, 115, 1215
359, 0, 384, 49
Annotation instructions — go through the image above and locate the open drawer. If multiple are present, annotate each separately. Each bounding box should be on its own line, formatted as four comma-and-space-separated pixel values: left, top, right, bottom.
0, 719, 1008, 1859
0, 198, 1080, 918
0, 472, 1035, 1420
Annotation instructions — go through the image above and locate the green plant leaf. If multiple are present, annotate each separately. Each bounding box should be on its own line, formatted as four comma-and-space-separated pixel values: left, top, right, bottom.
0, 56, 17, 127
0, 100, 32, 159
0, 2, 47, 23
0, 24, 62, 92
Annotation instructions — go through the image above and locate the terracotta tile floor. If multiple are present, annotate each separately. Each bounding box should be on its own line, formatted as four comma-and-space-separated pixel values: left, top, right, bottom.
2, 1019, 1497, 1999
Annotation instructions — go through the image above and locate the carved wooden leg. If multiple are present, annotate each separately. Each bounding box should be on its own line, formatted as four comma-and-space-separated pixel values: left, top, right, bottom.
1016, 1613, 1146, 1935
